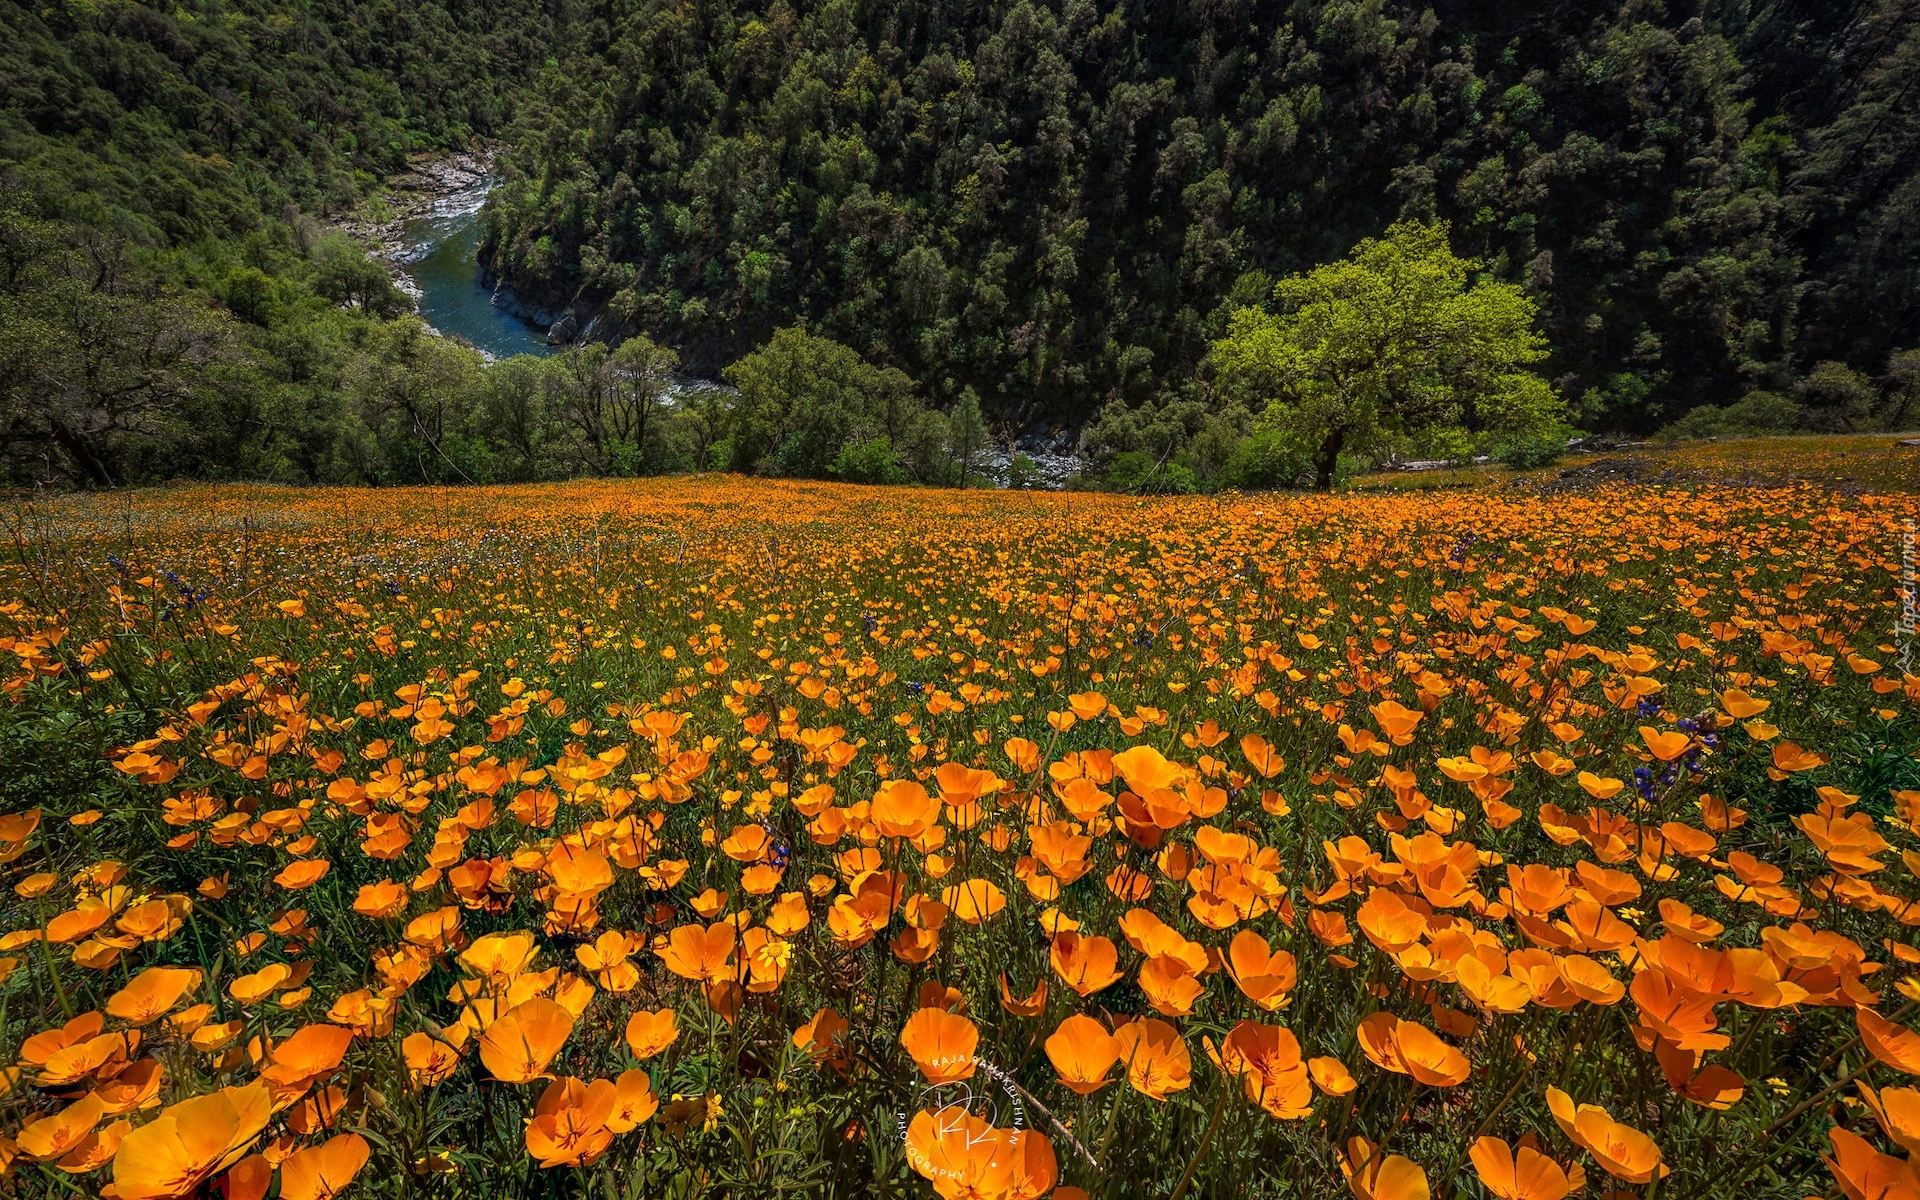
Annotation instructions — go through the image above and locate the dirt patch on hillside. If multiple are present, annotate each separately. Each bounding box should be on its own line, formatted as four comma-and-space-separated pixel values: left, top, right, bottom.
1522, 456, 1670, 494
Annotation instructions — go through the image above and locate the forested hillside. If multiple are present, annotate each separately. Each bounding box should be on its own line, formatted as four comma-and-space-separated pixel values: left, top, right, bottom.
1, 0, 1915, 487
0, 0, 552, 484
484, 0, 1920, 432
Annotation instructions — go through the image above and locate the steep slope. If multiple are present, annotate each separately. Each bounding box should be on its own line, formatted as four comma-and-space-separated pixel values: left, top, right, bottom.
481, 0, 1920, 430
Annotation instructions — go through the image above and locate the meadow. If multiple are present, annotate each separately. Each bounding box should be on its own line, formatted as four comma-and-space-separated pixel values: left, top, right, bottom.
1, 459, 1917, 1199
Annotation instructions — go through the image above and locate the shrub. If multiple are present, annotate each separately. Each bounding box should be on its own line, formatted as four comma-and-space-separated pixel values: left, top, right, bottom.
1796, 362, 1880, 432
827, 436, 906, 484
1659, 390, 1805, 441
1106, 450, 1200, 495
1490, 433, 1568, 470
1006, 452, 1041, 489
1221, 428, 1311, 490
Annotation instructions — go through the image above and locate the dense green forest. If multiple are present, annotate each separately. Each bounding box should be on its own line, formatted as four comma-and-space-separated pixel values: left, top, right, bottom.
484, 0, 1920, 439
2, 0, 1917, 489
0, 0, 552, 485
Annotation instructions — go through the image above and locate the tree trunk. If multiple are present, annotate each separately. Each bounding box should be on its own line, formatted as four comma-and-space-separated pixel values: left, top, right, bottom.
49, 418, 115, 487
1313, 427, 1345, 492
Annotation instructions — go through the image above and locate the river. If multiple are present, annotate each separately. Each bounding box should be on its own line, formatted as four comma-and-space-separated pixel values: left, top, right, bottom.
393, 177, 556, 361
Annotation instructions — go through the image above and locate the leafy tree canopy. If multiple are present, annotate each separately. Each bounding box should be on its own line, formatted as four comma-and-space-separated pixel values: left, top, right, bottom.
1213, 222, 1562, 489
721, 327, 925, 479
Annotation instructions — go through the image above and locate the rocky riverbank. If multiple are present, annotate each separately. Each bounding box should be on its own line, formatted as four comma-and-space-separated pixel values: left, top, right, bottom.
336, 149, 495, 265
336, 149, 605, 348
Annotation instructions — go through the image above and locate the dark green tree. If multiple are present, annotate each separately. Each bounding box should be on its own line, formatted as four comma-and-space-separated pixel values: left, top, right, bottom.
948, 388, 989, 489
720, 327, 920, 479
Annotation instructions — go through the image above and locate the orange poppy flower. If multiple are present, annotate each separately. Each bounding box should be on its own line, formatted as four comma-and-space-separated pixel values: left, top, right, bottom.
577, 931, 639, 992
624, 1008, 678, 1059
719, 823, 772, 863
900, 1007, 978, 1084
606, 1068, 658, 1132
105, 1083, 272, 1200
525, 1077, 618, 1167
1309, 1056, 1358, 1096
1217, 1020, 1313, 1118
1112, 1017, 1191, 1100
479, 998, 575, 1083
1860, 1007, 1920, 1074
1556, 955, 1625, 1006
1771, 742, 1828, 773
45, 897, 112, 944
765, 891, 811, 936
106, 967, 201, 1026
1370, 700, 1424, 743
998, 974, 1048, 1017
794, 1007, 851, 1069
1117, 908, 1207, 970
50, 1112, 128, 1172
1859, 1083, 1920, 1155
1456, 957, 1532, 1014
228, 963, 292, 1005
1393, 1019, 1470, 1087
1639, 726, 1692, 762
1227, 929, 1299, 1010
872, 780, 942, 839
1241, 733, 1287, 776
1111, 745, 1185, 795
1557, 902, 1636, 954
1046, 1014, 1119, 1094
461, 930, 540, 981
1357, 1011, 1410, 1074
1310, 909, 1355, 947
996, 1129, 1060, 1200
1050, 931, 1124, 996
1469, 1137, 1574, 1200
940, 878, 1007, 924
1826, 1125, 1920, 1200
93, 1057, 165, 1114
115, 896, 187, 943
1357, 1013, 1469, 1086
401, 1027, 467, 1088
272, 860, 330, 890
1341, 1137, 1430, 1200
278, 1132, 369, 1200
903, 1107, 1001, 1198
260, 1023, 355, 1091
1067, 690, 1109, 720
1545, 1086, 1667, 1182
1139, 954, 1206, 1016
217, 1155, 272, 1200
1530, 749, 1576, 776
1357, 890, 1427, 953
17, 1093, 104, 1162
1651, 1038, 1745, 1110
351, 880, 408, 919
658, 922, 737, 981
934, 761, 1002, 805
683, 883, 725, 921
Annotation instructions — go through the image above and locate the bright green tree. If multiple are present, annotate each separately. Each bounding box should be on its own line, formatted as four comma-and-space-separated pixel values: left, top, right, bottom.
1211, 221, 1562, 490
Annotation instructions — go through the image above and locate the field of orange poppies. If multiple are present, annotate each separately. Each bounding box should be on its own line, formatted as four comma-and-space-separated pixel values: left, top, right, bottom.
1, 464, 1917, 1199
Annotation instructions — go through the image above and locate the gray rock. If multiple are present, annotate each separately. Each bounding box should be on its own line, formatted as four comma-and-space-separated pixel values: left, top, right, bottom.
973, 448, 1088, 490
